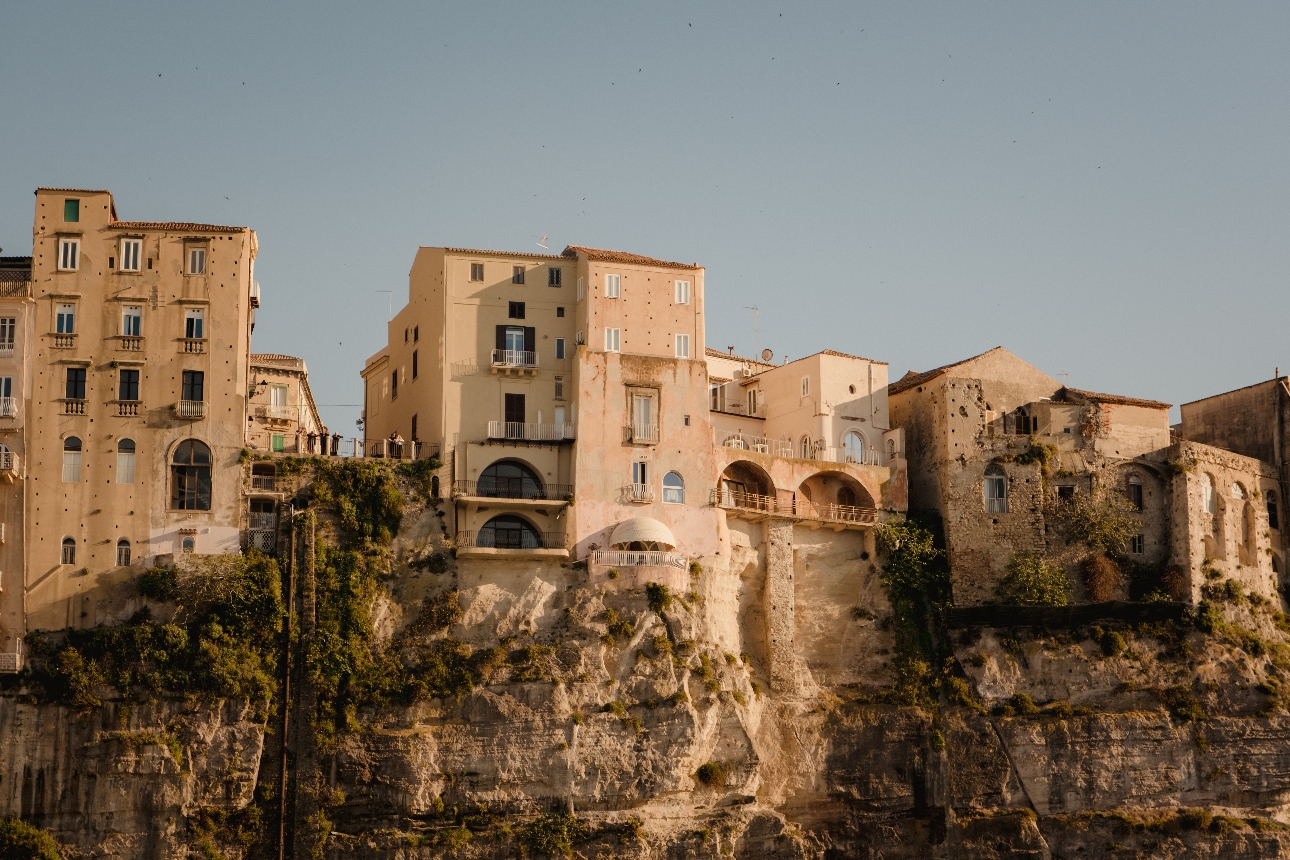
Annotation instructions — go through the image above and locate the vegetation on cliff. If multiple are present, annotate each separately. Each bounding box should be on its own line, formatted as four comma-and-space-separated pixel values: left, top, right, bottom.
0, 818, 62, 860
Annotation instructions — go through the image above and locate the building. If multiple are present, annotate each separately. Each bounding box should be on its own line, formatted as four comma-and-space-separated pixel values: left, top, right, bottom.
0, 257, 32, 670
248, 353, 324, 454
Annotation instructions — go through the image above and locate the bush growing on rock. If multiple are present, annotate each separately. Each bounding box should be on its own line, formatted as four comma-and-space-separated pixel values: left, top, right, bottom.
517, 813, 589, 858
695, 761, 726, 788
136, 566, 178, 601
645, 582, 673, 614
1080, 554, 1121, 602
997, 553, 1068, 606
0, 817, 62, 860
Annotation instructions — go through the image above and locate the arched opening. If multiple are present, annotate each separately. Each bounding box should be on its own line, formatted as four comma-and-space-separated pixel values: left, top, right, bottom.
477, 514, 542, 549
1233, 482, 1247, 500
1014, 406, 1034, 435
116, 539, 131, 567
799, 435, 812, 460
842, 430, 866, 465
984, 464, 1008, 513
117, 438, 136, 484
798, 471, 875, 516
1127, 474, 1143, 510
62, 436, 82, 483
1202, 473, 1216, 515
718, 460, 775, 510
478, 459, 544, 499
171, 439, 212, 510
662, 471, 684, 504
61, 537, 75, 565
1269, 490, 1280, 531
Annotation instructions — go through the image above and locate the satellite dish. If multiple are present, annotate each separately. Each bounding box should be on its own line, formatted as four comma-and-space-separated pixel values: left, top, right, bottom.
761, 348, 773, 362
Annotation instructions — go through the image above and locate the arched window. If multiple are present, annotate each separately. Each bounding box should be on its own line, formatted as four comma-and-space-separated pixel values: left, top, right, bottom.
62, 436, 82, 483
842, 431, 865, 465
181, 536, 195, 553
1203, 474, 1216, 515
837, 486, 856, 508
478, 460, 544, 499
61, 537, 75, 565
1015, 407, 1033, 435
171, 439, 212, 510
478, 515, 541, 549
662, 472, 684, 504
1127, 474, 1143, 510
1232, 482, 1247, 500
117, 438, 136, 484
800, 435, 812, 459
116, 539, 131, 567
984, 464, 1008, 513
1269, 491, 1280, 531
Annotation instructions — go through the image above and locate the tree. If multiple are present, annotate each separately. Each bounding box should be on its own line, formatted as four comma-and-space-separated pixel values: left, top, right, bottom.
0, 818, 62, 860
1054, 486, 1137, 554
997, 552, 1068, 606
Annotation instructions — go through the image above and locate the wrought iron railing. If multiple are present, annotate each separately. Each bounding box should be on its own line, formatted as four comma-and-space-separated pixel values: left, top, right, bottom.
487, 421, 575, 441
0, 398, 16, 418
251, 475, 277, 491
453, 480, 572, 500
491, 349, 538, 368
590, 550, 686, 569
717, 431, 793, 457
457, 530, 567, 549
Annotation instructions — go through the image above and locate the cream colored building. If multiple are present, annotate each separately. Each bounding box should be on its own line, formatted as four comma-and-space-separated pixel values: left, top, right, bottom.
248, 353, 323, 453
0, 256, 32, 670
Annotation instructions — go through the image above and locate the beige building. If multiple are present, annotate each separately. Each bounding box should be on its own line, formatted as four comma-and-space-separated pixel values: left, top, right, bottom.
0, 257, 32, 670
248, 353, 323, 453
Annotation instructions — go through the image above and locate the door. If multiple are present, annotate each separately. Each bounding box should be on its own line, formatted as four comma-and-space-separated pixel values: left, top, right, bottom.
504, 393, 525, 438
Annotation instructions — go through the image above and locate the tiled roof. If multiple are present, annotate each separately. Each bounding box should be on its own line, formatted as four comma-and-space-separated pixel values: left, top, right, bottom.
815, 348, 888, 366
109, 220, 247, 233
1058, 387, 1170, 410
36, 187, 113, 194
562, 245, 699, 270
705, 347, 775, 368
251, 353, 305, 368
887, 347, 1004, 396
442, 247, 567, 261
0, 257, 32, 266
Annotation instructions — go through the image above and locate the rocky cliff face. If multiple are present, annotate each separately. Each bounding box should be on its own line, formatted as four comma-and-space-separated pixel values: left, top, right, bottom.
10, 469, 1290, 859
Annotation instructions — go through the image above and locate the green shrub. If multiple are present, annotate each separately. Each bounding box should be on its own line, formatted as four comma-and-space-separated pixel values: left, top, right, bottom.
0, 817, 62, 859
1100, 629, 1127, 657
997, 553, 1069, 606
1055, 488, 1138, 554
136, 566, 178, 601
1080, 554, 1121, 603
695, 761, 726, 788
1009, 692, 1040, 716
645, 582, 673, 614
517, 814, 589, 858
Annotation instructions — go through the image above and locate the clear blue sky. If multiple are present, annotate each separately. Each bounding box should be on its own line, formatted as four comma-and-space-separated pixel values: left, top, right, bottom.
3, 2, 1288, 429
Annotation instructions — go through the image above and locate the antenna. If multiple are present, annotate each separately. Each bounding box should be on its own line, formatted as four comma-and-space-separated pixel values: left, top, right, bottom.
1059, 370, 1069, 383
744, 306, 760, 358
533, 233, 549, 250
374, 290, 393, 321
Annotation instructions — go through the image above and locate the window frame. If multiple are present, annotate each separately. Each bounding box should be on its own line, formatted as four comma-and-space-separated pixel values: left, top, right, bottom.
508, 301, 526, 319
57, 237, 80, 272
662, 471, 685, 504
122, 305, 142, 336
801, 376, 811, 398
119, 238, 142, 272
181, 369, 205, 402
675, 280, 690, 304
605, 327, 621, 352
984, 464, 1008, 513
65, 367, 86, 400
56, 303, 76, 334
0, 317, 15, 353
170, 439, 213, 511
118, 368, 140, 402
62, 436, 82, 483
548, 267, 562, 287
605, 273, 621, 298
186, 246, 207, 275
117, 438, 136, 484
184, 308, 205, 339
412, 349, 418, 379
512, 265, 526, 285
61, 537, 76, 565
63, 199, 79, 222
116, 539, 131, 567
675, 333, 690, 359
470, 262, 484, 281
555, 337, 565, 360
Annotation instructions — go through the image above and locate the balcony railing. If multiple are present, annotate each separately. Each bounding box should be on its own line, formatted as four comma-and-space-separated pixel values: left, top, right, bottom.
250, 280, 261, 308
808, 446, 888, 467
116, 401, 140, 418
453, 479, 572, 500
175, 400, 206, 419
716, 431, 888, 466
717, 431, 793, 457
624, 423, 660, 444
247, 529, 275, 552
591, 550, 687, 569
0, 451, 18, 474
182, 338, 206, 354
621, 483, 655, 503
251, 474, 278, 491
255, 404, 295, 421
710, 488, 877, 526
491, 349, 538, 368
118, 336, 143, 352
487, 421, 575, 441
0, 398, 16, 418
0, 274, 31, 298
248, 512, 277, 530
62, 399, 86, 415
52, 334, 75, 349
457, 530, 567, 550
0, 346, 12, 358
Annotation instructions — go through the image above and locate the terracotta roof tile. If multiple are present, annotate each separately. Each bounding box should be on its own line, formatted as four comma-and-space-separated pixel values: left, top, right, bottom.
36, 187, 113, 195
815, 348, 887, 366
109, 220, 247, 233
1057, 386, 1170, 410
887, 347, 1005, 396
562, 245, 699, 270
251, 353, 305, 368
704, 347, 775, 368
443, 247, 566, 261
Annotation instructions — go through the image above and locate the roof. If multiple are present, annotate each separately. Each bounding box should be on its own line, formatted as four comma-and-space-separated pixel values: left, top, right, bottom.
109, 220, 247, 234
36, 187, 113, 195
441, 247, 566, 261
251, 353, 306, 369
0, 257, 32, 267
609, 517, 678, 549
562, 245, 699, 270
1058, 386, 1171, 410
811, 348, 887, 366
1180, 376, 1286, 409
887, 347, 1005, 396
705, 347, 776, 369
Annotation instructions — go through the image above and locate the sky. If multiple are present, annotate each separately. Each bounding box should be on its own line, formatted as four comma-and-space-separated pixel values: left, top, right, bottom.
2, 2, 1288, 429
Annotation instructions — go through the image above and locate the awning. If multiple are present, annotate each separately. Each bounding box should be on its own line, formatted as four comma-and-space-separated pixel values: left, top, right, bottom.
609, 517, 678, 549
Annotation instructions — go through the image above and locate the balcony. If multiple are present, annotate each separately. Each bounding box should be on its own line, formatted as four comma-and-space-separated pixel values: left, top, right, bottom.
118, 336, 143, 352
453, 479, 572, 501
250, 280, 261, 308
248, 512, 277, 530
716, 431, 888, 466
0, 398, 16, 419
175, 400, 206, 420
486, 421, 575, 442
808, 445, 888, 467
62, 399, 87, 416
255, 404, 295, 423
247, 529, 276, 553
52, 334, 76, 349
0, 346, 12, 358
0, 451, 19, 480
621, 483, 655, 504
181, 338, 207, 354
115, 401, 141, 418
491, 349, 538, 369
456, 529, 568, 559
717, 431, 792, 457
591, 550, 686, 569
710, 488, 877, 530
251, 474, 278, 492
624, 423, 660, 444
0, 274, 31, 298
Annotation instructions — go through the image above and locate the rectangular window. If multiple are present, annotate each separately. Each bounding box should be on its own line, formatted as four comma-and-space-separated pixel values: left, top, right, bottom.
412, 350, 418, 379
413, 325, 419, 342
605, 327, 621, 352
504, 326, 526, 351
58, 238, 79, 271
117, 448, 135, 484
577, 277, 584, 300
605, 273, 620, 298
63, 450, 81, 483
56, 304, 75, 334
675, 280, 690, 304
548, 268, 562, 287
63, 199, 79, 222
270, 384, 288, 407
184, 308, 204, 339
508, 301, 525, 319
556, 306, 565, 317
404, 328, 408, 343
391, 369, 398, 399
120, 239, 141, 272
181, 370, 204, 401
554, 375, 565, 400
0, 377, 11, 399
675, 333, 690, 358
555, 337, 565, 360
271, 433, 285, 452
0, 318, 14, 353
512, 266, 525, 285
801, 376, 811, 397
187, 247, 206, 275
122, 306, 142, 336
504, 392, 525, 425
632, 461, 647, 485
747, 390, 757, 414
470, 263, 484, 281
1130, 534, 1145, 554
65, 367, 86, 400
118, 369, 140, 401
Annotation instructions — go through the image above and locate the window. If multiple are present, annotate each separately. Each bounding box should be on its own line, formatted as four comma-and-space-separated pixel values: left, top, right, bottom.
478, 514, 541, 549
1232, 482, 1247, 500
838, 486, 856, 507
509, 301, 525, 319
843, 431, 865, 464
171, 439, 212, 510
1128, 475, 1143, 510
747, 390, 758, 415
413, 325, 419, 342
0, 318, 14, 353
404, 328, 408, 343
1057, 485, 1075, 500
0, 377, 12, 407
554, 375, 565, 400
63, 199, 79, 222
800, 435, 812, 459
675, 334, 690, 359
117, 439, 135, 484
58, 239, 79, 271
663, 472, 684, 504
605, 327, 621, 352
65, 367, 86, 400
501, 326, 528, 352
556, 306, 565, 317
412, 350, 418, 379
684, 414, 690, 426
1270, 491, 1280, 531
470, 263, 484, 281
181, 370, 204, 402
1015, 408, 1034, 435
632, 391, 656, 439
479, 460, 544, 499
122, 306, 142, 336
984, 464, 1007, 513
391, 369, 398, 399
187, 247, 206, 275
632, 461, 648, 486
184, 308, 204, 339
577, 277, 584, 300
1203, 474, 1216, 515
1130, 534, 1145, 555
411, 414, 418, 441
118, 369, 140, 402
56, 304, 75, 334
62, 437, 82, 482
555, 338, 565, 360
801, 376, 810, 397
116, 539, 131, 567
605, 273, 621, 298
512, 266, 525, 285
182, 536, 195, 553
120, 239, 141, 272
675, 280, 690, 304
548, 268, 562, 287
61, 537, 76, 565
270, 384, 287, 407
504, 393, 525, 426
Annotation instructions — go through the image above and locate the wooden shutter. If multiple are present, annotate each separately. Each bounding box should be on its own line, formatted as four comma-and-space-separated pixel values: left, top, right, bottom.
524, 327, 536, 352
496, 325, 506, 350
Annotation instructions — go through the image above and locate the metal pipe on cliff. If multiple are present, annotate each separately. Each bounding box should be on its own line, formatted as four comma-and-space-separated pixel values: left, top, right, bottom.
278, 503, 295, 860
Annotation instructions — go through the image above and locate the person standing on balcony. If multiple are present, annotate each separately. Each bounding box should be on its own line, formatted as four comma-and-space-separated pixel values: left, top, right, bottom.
331, 432, 341, 456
